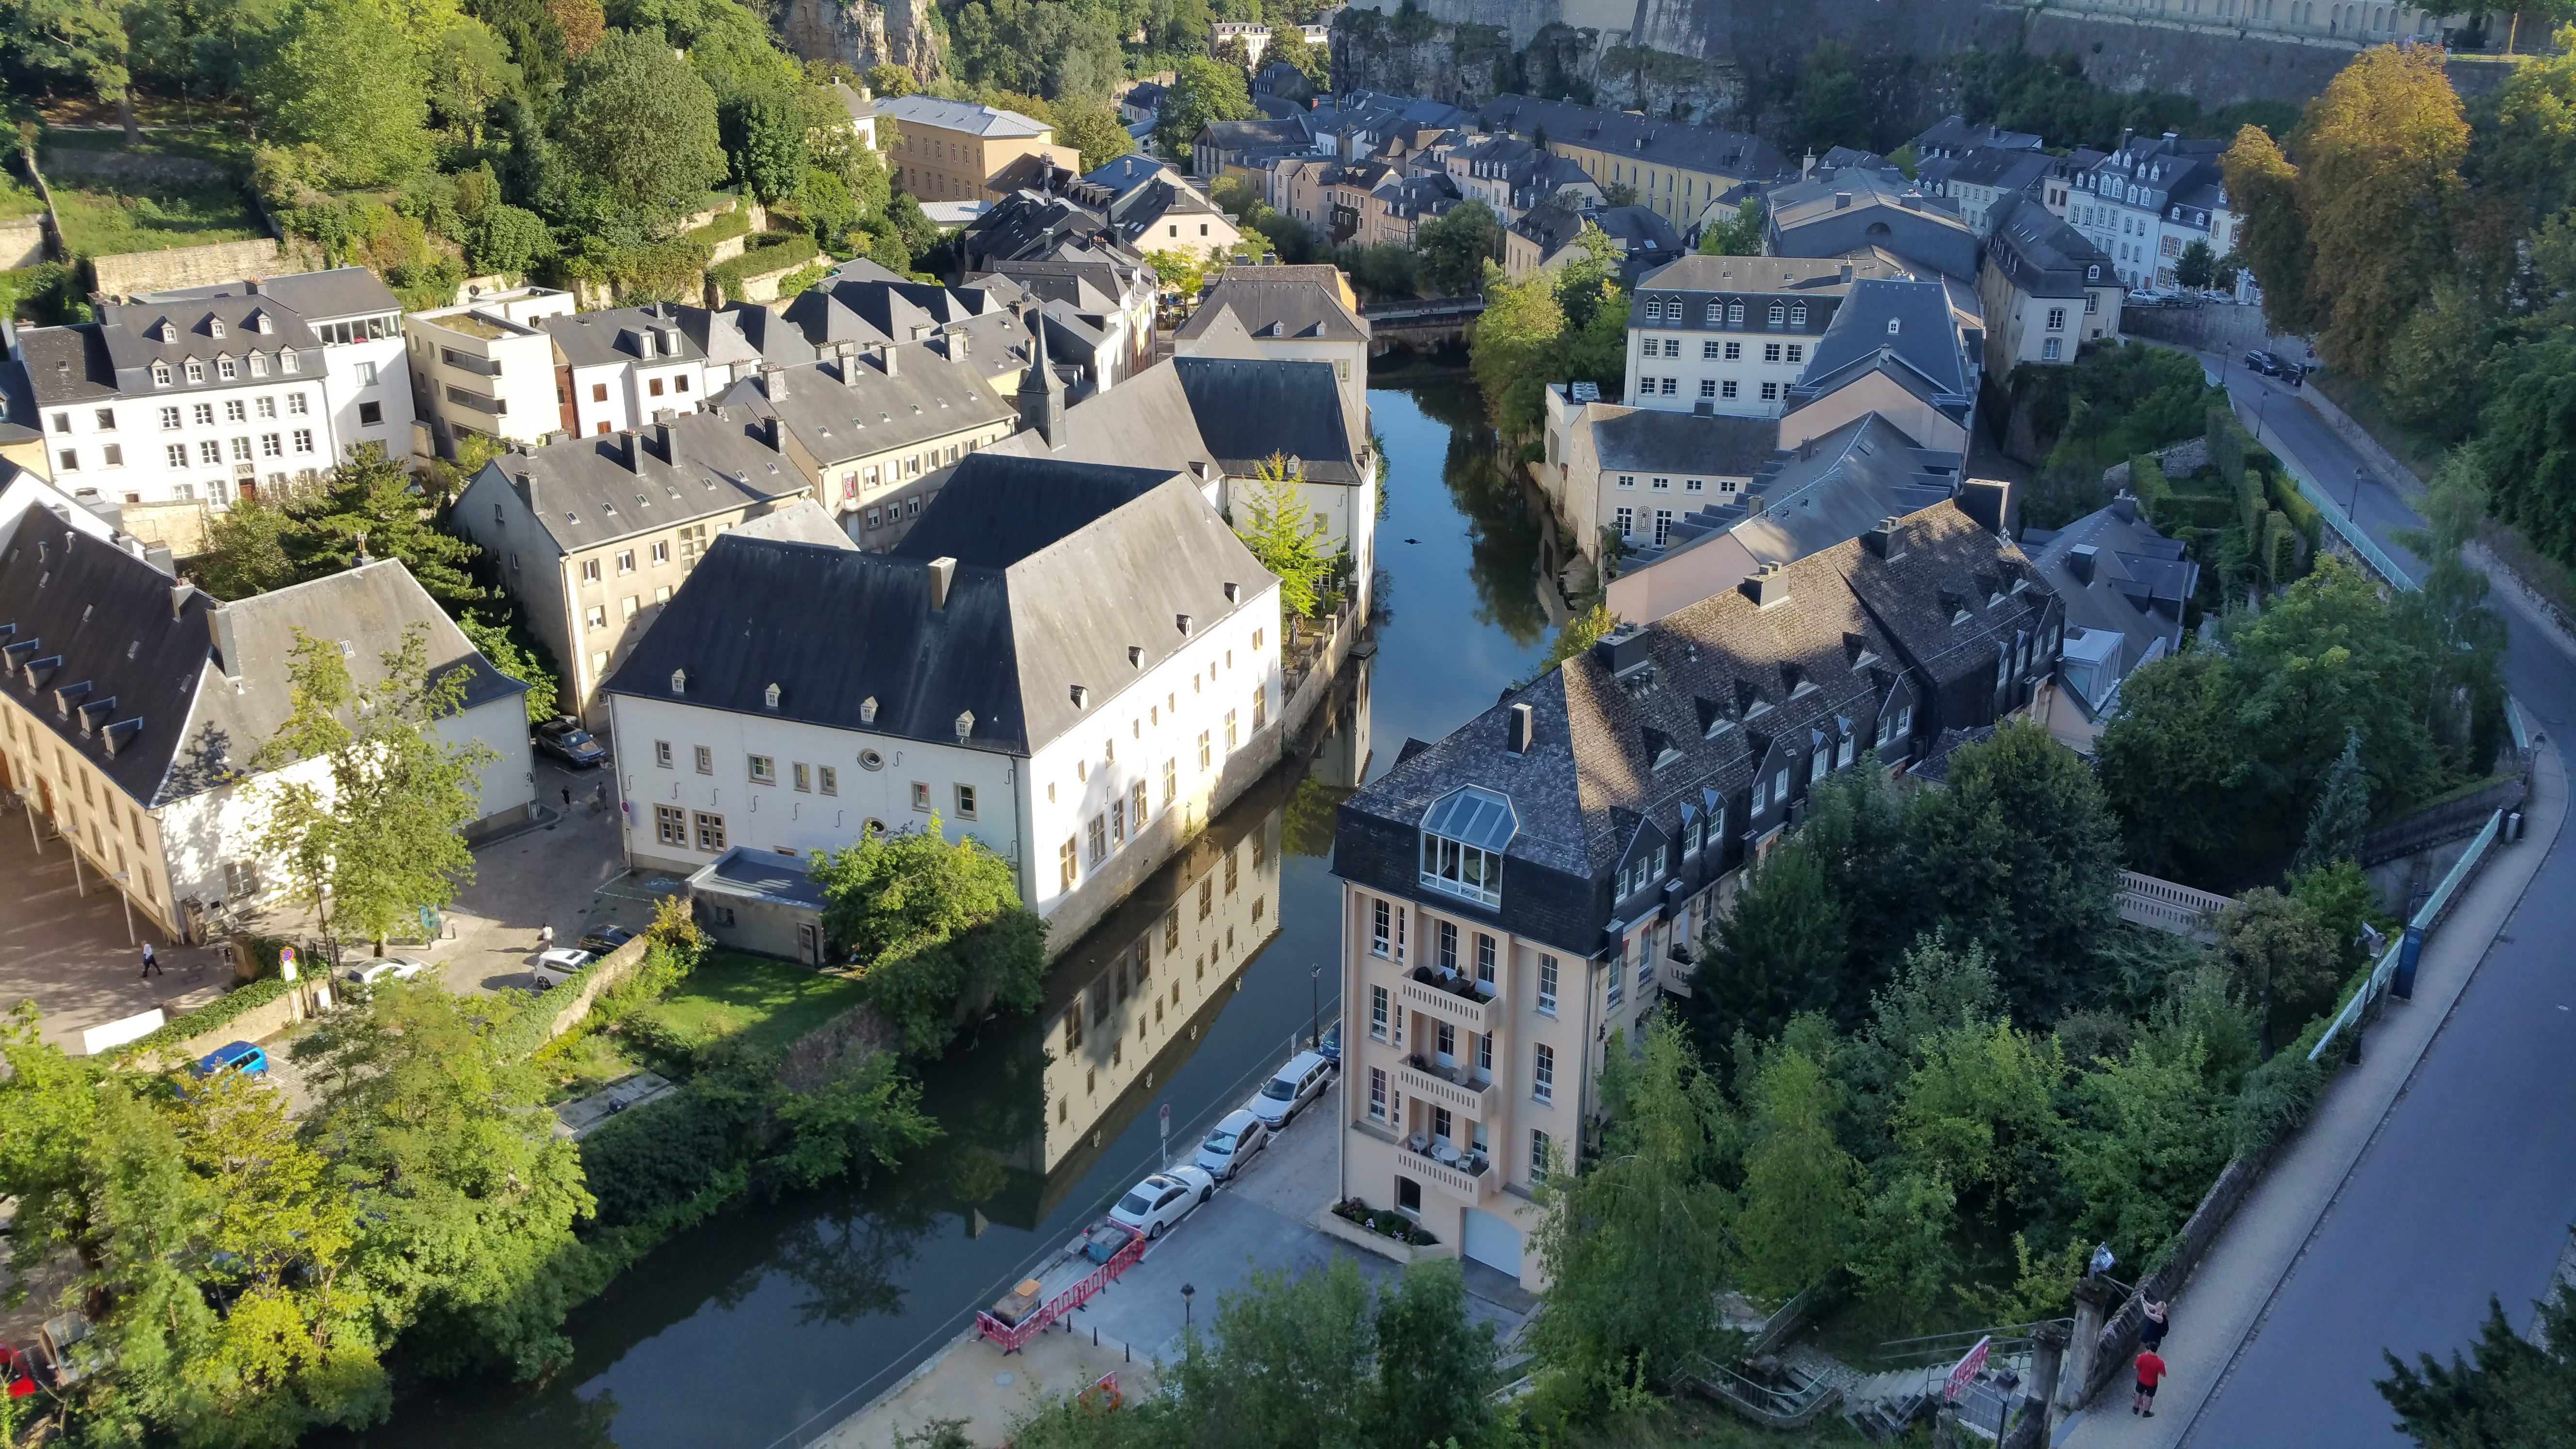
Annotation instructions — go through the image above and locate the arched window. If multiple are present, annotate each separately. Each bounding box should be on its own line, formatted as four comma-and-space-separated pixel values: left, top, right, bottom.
1767, 302, 1786, 325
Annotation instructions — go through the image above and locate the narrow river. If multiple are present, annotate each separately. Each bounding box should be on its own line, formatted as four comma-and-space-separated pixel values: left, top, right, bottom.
343, 362, 1553, 1449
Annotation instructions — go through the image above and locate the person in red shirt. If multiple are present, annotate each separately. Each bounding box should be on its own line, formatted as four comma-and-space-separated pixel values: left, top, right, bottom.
2134, 1347, 2168, 1416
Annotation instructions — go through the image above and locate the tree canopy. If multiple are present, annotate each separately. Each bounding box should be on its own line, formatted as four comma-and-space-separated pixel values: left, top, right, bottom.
809, 815, 1047, 1056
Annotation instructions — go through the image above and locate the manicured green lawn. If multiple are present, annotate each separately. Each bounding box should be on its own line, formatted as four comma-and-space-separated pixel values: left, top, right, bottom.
626, 951, 867, 1058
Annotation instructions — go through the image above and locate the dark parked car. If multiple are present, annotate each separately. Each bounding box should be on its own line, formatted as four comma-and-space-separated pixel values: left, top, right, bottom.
533, 717, 607, 768
577, 925, 636, 957
2243, 350, 2284, 377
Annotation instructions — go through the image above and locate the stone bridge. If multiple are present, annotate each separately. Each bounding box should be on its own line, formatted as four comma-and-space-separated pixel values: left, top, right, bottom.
1361, 297, 1484, 356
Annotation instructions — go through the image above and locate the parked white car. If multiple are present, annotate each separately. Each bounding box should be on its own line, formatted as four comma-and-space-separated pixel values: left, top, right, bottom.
1195, 1108, 1271, 1180
1246, 1049, 1334, 1129
345, 957, 432, 986
1107, 1167, 1215, 1240
530, 949, 594, 990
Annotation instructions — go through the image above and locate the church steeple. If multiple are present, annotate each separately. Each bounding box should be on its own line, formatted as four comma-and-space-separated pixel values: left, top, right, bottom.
1016, 314, 1064, 448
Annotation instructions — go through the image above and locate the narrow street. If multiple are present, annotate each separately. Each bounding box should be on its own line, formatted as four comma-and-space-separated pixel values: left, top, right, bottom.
2095, 356, 2576, 1448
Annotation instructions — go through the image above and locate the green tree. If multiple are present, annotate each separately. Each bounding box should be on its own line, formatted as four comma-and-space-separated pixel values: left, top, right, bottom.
2174, 237, 2218, 290
2378, 1291, 2576, 1448
725, 88, 808, 204
253, 0, 435, 186
562, 29, 728, 226
2213, 887, 2347, 1047
2058, 1032, 2229, 1263
768, 1049, 941, 1191
457, 610, 560, 723
306, 445, 487, 606
2295, 727, 2371, 872
1233, 453, 1332, 617
248, 624, 495, 959
1052, 92, 1135, 174
3, 0, 133, 136
469, 201, 554, 274
1735, 1043, 1860, 1297
864, 61, 915, 97
2382, 275, 2496, 443
289, 982, 596, 1379
1528, 1014, 1736, 1407
1903, 721, 2122, 1021
2295, 43, 2468, 377
809, 814, 1047, 1056
1696, 197, 1761, 256
1168, 1255, 1375, 1449
1685, 838, 1846, 1058
1415, 197, 1500, 296
1368, 1259, 1497, 1449
1157, 55, 1254, 157
1264, 23, 1329, 91
1466, 263, 1564, 430
1892, 1017, 2065, 1223
1793, 40, 1869, 152
1145, 246, 1208, 297
427, 16, 522, 145
2222, 122, 2320, 338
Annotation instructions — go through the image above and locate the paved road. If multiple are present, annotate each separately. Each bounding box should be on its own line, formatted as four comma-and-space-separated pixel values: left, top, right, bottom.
2172, 361, 2576, 1448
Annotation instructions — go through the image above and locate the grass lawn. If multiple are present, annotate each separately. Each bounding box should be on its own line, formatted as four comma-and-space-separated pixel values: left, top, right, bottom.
626, 951, 867, 1059
0, 175, 42, 222
48, 181, 263, 256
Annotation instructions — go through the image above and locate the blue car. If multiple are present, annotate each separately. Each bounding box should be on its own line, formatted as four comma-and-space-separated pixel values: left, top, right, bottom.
1318, 1020, 1341, 1064
194, 1042, 268, 1080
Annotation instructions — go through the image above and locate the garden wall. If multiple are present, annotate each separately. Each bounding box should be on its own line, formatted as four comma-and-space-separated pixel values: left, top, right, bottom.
540, 935, 656, 1041
92, 236, 300, 301
0, 217, 45, 270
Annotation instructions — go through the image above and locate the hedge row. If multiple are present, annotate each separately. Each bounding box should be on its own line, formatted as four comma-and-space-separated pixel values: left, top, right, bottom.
708, 233, 818, 295
111, 976, 293, 1060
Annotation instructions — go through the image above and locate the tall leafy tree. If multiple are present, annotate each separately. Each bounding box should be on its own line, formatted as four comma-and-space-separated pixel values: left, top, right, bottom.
252, 0, 435, 186
2294, 43, 2468, 377
560, 28, 727, 226
1167, 1256, 1375, 1449
3, 0, 135, 137
2295, 728, 2371, 872
248, 625, 495, 959
1696, 197, 1762, 256
1233, 454, 1333, 618
2212, 887, 2346, 1047
1368, 1259, 1497, 1449
1415, 197, 1500, 296
1156, 54, 1253, 158
1685, 838, 1846, 1059
1735, 1043, 1861, 1297
1051, 92, 1134, 174
427, 17, 523, 145
809, 814, 1046, 1056
1264, 23, 1329, 91
2221, 123, 2319, 338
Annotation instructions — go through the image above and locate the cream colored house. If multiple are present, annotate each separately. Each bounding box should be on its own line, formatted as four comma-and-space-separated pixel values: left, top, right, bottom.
882, 95, 1081, 206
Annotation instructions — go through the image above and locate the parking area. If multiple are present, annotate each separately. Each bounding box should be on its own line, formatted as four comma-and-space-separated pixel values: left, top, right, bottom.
417, 751, 658, 997
0, 804, 225, 1051
1074, 1077, 1537, 1363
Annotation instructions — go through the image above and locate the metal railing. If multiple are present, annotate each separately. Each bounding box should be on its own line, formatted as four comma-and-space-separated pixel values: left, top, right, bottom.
1871, 1320, 2069, 1371
2284, 464, 2418, 590
1678, 1353, 1842, 1429
2311, 808, 2503, 1062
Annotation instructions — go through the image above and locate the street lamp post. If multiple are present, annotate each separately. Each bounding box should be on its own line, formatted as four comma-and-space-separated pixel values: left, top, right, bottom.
1308, 965, 1321, 1050
1181, 1282, 1195, 1332
2349, 465, 2367, 520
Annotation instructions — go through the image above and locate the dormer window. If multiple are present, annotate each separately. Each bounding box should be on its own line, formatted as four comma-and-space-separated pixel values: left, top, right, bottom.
158, 321, 177, 343
1419, 785, 1514, 908
1886, 319, 1901, 336
1790, 303, 1808, 326
281, 349, 298, 373
217, 357, 237, 380
1768, 302, 1786, 325
151, 363, 170, 386
1727, 301, 1744, 325
185, 361, 204, 383
209, 319, 225, 338
249, 353, 268, 377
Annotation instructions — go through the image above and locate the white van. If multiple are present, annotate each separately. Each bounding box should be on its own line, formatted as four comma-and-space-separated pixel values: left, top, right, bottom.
1246, 1049, 1334, 1128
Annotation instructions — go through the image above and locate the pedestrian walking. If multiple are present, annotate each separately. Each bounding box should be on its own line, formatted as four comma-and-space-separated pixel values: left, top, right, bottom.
2141, 1297, 2171, 1352
139, 942, 161, 978
562, 786, 573, 809
539, 923, 554, 951
2133, 1348, 2167, 1417
594, 781, 608, 812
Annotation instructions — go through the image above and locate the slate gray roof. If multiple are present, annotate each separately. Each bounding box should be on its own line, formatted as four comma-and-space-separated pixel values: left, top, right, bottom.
879, 95, 1052, 139
1789, 278, 1975, 414
1766, 173, 1979, 281
463, 408, 811, 556
0, 494, 521, 810
692, 845, 830, 909
600, 458, 1271, 755
1169, 357, 1362, 486
1591, 409, 1776, 478
540, 305, 709, 368
1618, 413, 1958, 575
1475, 96, 1791, 183
1984, 193, 2116, 300
1945, 146, 2055, 194
672, 302, 821, 371
2018, 496, 2194, 717
713, 345, 1014, 470
1173, 271, 1369, 344
1199, 118, 1314, 155
139, 267, 400, 321
730, 498, 855, 550
1909, 115, 2043, 160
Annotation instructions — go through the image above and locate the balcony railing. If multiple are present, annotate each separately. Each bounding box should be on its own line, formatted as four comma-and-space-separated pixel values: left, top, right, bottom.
1398, 1143, 1494, 1200
1398, 1058, 1496, 1117
1397, 970, 1499, 1033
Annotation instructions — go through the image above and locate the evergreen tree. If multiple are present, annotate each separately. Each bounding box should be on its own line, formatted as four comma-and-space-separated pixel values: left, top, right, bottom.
1367, 1259, 1498, 1449
2296, 727, 2372, 872
1233, 454, 1333, 618
1685, 837, 1847, 1059
2379, 1292, 2576, 1447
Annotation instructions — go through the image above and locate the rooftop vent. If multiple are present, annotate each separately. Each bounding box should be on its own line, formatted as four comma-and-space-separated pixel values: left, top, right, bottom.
928, 556, 957, 611
1739, 563, 1792, 609
1128, 645, 1144, 668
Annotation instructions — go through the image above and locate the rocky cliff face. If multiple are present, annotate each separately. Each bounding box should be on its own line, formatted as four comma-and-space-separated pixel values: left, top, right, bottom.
776, 0, 943, 83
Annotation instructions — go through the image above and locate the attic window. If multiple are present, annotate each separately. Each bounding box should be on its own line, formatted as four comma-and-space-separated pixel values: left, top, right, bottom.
565, 512, 580, 524
1419, 785, 1514, 909
1128, 645, 1143, 668
1070, 684, 1090, 708
764, 682, 781, 709
670, 669, 687, 695
1886, 319, 1901, 336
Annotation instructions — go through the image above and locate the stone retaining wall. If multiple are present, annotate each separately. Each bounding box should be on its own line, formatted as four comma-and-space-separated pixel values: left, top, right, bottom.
92, 236, 295, 301
540, 934, 656, 1040
0, 217, 45, 270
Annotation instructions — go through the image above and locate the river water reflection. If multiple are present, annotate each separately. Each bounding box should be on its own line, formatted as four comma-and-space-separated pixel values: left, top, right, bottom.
339, 364, 1552, 1449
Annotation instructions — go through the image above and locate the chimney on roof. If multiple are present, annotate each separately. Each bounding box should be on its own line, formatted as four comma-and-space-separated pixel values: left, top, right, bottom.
1954, 477, 2013, 535
1506, 701, 1533, 754
1588, 624, 1650, 675
876, 342, 900, 378
758, 414, 784, 453
652, 417, 676, 461
2067, 544, 2098, 585
763, 362, 787, 398
1861, 517, 1904, 560
207, 602, 241, 681
1739, 563, 1793, 609
169, 581, 196, 620
1834, 191, 1852, 209
245, 277, 261, 294
2110, 491, 2138, 524
928, 555, 957, 610
615, 430, 642, 472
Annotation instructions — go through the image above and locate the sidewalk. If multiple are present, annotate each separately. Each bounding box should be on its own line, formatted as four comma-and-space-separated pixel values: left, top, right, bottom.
811, 1322, 1154, 1449
2061, 742, 2569, 1449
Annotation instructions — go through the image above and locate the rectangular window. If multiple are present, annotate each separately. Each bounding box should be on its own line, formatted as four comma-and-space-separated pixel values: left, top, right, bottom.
164, 444, 186, 469
1197, 731, 1210, 770
1130, 779, 1148, 830
198, 440, 222, 466
1250, 686, 1266, 732
2042, 338, 2062, 361
1760, 381, 1780, 402
1162, 757, 1177, 806
654, 740, 673, 768
1369, 1067, 1388, 1119
585, 605, 607, 630
692, 811, 726, 851
357, 401, 383, 426
1538, 954, 1559, 1014
651, 541, 670, 565
257, 396, 275, 418
2046, 306, 2068, 332
793, 762, 811, 792
1608, 958, 1624, 1009
1763, 343, 1782, 363
748, 755, 775, 784
1534, 1044, 1555, 1102
1699, 379, 1717, 399
1437, 920, 1458, 973
820, 766, 837, 795
581, 559, 601, 583
912, 781, 931, 810
694, 745, 713, 773
1616, 506, 1634, 537
1371, 898, 1391, 956
1370, 983, 1390, 1039
616, 549, 636, 574
1477, 933, 1497, 990
956, 783, 978, 818
288, 392, 308, 415
1702, 340, 1721, 359
292, 428, 314, 453
655, 804, 686, 846
259, 433, 281, 457
1224, 708, 1238, 750
1110, 798, 1125, 846
1088, 814, 1108, 864
1061, 837, 1079, 890
1720, 380, 1738, 399
1531, 1128, 1552, 1180
1639, 946, 1655, 994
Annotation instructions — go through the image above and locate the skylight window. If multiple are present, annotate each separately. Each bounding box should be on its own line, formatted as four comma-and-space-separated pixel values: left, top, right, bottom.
1419, 785, 1515, 908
